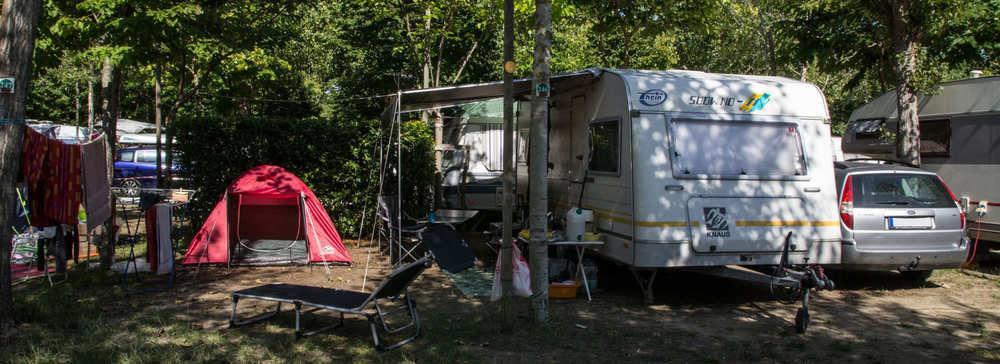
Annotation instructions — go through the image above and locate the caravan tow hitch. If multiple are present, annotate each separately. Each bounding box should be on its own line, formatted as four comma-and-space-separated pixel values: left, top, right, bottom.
773, 232, 835, 333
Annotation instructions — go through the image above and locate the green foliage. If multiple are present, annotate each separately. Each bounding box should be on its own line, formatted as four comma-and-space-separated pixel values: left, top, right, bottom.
168, 116, 434, 238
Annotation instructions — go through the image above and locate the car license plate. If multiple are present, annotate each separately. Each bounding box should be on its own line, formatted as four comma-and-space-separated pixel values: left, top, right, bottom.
888, 217, 933, 230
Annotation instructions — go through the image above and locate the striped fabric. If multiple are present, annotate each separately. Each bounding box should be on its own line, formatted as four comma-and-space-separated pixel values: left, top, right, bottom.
21, 127, 83, 226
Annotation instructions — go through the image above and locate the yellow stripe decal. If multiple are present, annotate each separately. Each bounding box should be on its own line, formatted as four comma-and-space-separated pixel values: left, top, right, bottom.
735, 220, 840, 227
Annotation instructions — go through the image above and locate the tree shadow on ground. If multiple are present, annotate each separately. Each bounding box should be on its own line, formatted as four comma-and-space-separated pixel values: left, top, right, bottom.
6, 246, 999, 363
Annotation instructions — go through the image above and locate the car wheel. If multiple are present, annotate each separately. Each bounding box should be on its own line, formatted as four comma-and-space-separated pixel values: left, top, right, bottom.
121, 178, 141, 197
900, 269, 933, 282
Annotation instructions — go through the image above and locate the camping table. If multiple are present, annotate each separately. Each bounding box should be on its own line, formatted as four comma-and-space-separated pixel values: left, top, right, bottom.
548, 240, 604, 301
518, 236, 604, 302
418, 209, 479, 226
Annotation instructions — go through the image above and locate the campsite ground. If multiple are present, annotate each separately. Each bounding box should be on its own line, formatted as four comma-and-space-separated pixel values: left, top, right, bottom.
5, 242, 999, 363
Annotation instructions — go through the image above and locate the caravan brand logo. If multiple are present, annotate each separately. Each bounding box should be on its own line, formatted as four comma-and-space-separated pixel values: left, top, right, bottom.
703, 207, 731, 238
739, 92, 771, 112
638, 89, 667, 106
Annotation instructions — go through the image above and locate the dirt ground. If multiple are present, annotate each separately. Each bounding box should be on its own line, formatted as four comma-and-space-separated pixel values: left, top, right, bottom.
137, 242, 998, 363
7, 238, 999, 363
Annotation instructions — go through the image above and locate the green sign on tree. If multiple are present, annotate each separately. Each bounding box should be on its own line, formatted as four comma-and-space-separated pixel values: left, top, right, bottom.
0, 77, 14, 94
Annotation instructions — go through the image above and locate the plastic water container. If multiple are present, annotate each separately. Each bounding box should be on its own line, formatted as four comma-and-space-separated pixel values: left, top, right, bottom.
565, 208, 594, 241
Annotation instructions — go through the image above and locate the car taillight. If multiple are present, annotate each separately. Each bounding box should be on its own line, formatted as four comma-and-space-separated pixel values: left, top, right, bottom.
840, 175, 854, 229
938, 176, 965, 229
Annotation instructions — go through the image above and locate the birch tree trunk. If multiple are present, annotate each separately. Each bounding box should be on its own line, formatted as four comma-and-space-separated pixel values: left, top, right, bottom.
155, 64, 163, 187
98, 58, 120, 270
890, 0, 921, 166
529, 0, 552, 324
0, 0, 42, 334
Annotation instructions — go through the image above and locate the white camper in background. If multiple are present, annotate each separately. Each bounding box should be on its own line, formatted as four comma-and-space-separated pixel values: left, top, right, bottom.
439, 99, 507, 211
842, 75, 1000, 246
398, 69, 839, 329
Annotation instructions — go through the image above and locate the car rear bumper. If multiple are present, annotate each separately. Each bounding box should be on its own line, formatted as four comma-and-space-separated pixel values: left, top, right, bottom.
838, 238, 969, 271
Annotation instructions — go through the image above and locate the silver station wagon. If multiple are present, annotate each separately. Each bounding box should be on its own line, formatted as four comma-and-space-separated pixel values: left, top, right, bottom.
835, 161, 969, 281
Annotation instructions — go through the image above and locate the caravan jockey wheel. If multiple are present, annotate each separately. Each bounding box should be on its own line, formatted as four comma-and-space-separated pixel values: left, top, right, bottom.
795, 307, 810, 333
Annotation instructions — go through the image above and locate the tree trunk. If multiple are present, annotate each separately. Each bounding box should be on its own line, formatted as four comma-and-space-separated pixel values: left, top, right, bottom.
499, 0, 516, 321
890, 0, 921, 166
98, 58, 119, 270
529, 0, 552, 324
87, 78, 94, 132
0, 0, 42, 334
155, 64, 163, 188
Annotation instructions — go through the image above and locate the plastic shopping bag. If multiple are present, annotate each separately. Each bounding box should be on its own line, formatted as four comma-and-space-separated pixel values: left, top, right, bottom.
491, 243, 532, 301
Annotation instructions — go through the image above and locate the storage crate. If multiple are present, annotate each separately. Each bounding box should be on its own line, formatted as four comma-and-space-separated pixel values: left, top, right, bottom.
549, 281, 581, 299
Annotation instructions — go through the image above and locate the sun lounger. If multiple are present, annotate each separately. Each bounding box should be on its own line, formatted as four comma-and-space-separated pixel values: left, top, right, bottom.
230, 256, 431, 351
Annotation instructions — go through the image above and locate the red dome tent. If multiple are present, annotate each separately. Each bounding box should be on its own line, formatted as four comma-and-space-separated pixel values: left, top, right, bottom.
182, 165, 352, 266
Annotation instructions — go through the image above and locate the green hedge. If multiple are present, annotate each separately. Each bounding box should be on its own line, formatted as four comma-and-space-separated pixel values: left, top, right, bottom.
167, 116, 434, 238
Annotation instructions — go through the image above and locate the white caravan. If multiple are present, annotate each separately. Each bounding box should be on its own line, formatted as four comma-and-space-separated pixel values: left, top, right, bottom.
402, 68, 842, 269
398, 69, 840, 330
842, 76, 1000, 244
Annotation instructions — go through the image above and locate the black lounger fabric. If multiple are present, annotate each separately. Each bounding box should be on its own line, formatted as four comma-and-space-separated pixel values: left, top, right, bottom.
233, 283, 370, 310
419, 224, 474, 274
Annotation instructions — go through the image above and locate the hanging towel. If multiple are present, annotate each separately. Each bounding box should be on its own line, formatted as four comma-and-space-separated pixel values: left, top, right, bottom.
21, 128, 49, 191
145, 203, 173, 275
21, 127, 83, 226
81, 134, 111, 230
42, 141, 82, 225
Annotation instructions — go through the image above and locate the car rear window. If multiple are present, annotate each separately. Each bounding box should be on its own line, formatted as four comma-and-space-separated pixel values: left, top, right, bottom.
852, 173, 955, 208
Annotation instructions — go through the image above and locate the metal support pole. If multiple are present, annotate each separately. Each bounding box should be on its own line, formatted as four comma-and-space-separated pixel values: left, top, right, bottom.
500, 0, 515, 312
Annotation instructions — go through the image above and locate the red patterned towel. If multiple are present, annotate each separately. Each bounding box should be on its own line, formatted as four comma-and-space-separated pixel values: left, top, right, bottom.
21, 128, 83, 226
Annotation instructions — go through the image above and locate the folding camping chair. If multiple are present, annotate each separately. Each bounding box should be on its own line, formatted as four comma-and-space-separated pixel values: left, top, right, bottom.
377, 196, 427, 265
10, 231, 58, 286
230, 256, 432, 351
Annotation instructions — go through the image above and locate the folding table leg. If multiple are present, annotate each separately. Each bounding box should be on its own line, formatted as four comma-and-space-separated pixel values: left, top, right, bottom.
576, 246, 592, 301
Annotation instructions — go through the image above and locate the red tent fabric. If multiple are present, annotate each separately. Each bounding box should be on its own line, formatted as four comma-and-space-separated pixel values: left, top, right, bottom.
182, 165, 352, 265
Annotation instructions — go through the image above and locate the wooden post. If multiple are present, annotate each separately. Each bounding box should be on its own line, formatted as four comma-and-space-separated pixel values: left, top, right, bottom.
0, 0, 42, 334
500, 0, 515, 319
529, 0, 552, 323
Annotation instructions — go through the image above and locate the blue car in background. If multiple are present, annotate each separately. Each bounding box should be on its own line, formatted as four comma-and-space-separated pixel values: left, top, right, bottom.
114, 147, 183, 196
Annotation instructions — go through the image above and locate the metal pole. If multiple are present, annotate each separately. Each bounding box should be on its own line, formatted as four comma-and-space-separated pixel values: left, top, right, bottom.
500, 0, 515, 314
396, 90, 403, 267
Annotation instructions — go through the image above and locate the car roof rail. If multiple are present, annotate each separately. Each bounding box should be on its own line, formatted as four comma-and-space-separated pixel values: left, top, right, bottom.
841, 158, 919, 168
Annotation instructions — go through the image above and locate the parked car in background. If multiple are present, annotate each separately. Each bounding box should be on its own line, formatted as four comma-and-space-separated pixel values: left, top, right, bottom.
835, 160, 969, 281
114, 147, 184, 196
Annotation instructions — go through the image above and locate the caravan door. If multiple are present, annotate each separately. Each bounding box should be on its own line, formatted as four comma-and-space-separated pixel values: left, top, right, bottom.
668, 117, 826, 253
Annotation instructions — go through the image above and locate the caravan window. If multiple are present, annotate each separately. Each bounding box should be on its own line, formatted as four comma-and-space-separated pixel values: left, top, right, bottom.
919, 119, 950, 157
588, 119, 619, 174
669, 119, 807, 179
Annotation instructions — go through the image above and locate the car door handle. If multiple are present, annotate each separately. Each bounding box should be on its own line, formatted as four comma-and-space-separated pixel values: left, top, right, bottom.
803, 187, 821, 193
